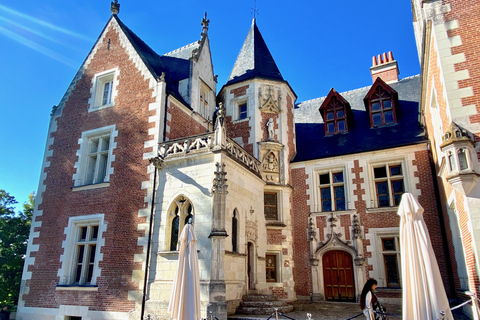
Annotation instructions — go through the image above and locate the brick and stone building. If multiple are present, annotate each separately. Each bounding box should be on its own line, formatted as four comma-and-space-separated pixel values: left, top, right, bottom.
16, 1, 464, 319
411, 0, 480, 318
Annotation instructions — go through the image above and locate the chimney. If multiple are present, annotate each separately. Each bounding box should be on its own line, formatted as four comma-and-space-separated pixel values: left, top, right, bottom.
370, 51, 399, 83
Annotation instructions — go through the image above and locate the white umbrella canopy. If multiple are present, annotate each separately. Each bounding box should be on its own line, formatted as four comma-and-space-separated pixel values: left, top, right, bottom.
398, 193, 453, 320
168, 222, 201, 320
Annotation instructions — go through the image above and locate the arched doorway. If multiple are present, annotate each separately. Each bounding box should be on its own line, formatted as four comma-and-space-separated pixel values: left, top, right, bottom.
322, 251, 355, 301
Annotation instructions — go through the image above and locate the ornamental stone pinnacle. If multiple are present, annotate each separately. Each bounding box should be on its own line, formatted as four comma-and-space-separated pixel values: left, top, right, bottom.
110, 0, 120, 15
201, 12, 210, 35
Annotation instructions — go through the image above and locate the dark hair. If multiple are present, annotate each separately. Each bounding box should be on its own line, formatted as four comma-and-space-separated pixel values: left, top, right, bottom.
360, 278, 378, 310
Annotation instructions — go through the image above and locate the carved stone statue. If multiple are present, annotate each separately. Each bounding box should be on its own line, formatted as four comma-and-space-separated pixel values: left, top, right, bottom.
267, 118, 274, 140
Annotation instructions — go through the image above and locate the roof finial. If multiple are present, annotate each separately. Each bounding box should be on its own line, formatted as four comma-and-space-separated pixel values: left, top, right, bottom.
111, 0, 120, 15
201, 12, 210, 36
251, 0, 259, 19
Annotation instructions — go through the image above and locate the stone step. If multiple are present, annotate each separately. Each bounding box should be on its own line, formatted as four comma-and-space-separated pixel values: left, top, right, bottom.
239, 300, 289, 308
235, 305, 294, 316
241, 294, 279, 301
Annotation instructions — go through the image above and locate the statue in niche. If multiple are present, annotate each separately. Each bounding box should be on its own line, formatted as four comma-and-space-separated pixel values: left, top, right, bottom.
267, 118, 274, 140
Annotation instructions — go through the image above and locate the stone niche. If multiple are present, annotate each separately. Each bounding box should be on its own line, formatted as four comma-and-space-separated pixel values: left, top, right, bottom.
259, 141, 284, 183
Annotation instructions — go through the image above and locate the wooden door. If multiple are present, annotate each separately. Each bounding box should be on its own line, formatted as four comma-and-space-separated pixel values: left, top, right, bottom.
323, 251, 355, 301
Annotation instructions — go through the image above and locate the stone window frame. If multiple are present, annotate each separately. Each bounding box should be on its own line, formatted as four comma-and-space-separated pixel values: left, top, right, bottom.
89, 68, 119, 111
312, 166, 349, 213
316, 168, 347, 212
265, 252, 280, 283
165, 196, 194, 252
369, 160, 407, 208
366, 227, 401, 288
199, 79, 213, 119
264, 190, 283, 222
57, 214, 106, 288
379, 235, 401, 288
72, 125, 117, 189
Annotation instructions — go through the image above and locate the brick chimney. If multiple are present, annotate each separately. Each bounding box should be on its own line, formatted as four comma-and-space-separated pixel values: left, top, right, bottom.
370, 51, 399, 83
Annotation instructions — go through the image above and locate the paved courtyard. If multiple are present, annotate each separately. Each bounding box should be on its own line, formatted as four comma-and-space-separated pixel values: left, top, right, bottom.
228, 300, 470, 320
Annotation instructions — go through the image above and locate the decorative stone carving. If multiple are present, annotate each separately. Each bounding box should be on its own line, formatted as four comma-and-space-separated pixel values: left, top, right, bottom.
246, 220, 258, 243
316, 212, 357, 256
267, 118, 275, 140
352, 214, 362, 240
259, 86, 281, 113
259, 142, 284, 184
308, 217, 317, 241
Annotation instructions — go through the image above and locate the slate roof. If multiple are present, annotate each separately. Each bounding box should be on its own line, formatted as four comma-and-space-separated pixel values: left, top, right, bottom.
114, 15, 193, 107
226, 18, 284, 86
293, 75, 425, 162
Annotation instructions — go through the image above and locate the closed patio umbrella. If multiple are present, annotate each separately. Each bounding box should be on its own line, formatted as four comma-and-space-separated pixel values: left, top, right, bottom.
397, 193, 452, 319
168, 222, 201, 320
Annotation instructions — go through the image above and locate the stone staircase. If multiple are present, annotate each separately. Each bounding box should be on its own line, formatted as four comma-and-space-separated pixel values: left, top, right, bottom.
234, 294, 294, 316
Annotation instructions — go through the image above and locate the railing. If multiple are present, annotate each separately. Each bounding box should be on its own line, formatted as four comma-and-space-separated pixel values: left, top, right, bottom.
157, 133, 261, 175
144, 292, 480, 320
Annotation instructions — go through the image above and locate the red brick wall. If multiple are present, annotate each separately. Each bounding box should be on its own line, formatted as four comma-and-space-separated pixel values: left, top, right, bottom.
291, 167, 312, 296
267, 229, 285, 245
230, 85, 249, 98
225, 115, 253, 155
166, 99, 208, 140
24, 24, 153, 311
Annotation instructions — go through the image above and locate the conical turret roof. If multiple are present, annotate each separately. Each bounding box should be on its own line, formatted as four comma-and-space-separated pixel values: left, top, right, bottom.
226, 18, 284, 86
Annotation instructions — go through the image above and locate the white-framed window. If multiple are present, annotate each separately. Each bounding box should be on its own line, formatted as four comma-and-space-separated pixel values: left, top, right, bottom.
200, 79, 213, 118
58, 214, 105, 286
379, 236, 401, 287
264, 192, 279, 220
73, 125, 117, 187
167, 196, 194, 251
89, 68, 118, 111
317, 169, 346, 212
372, 162, 405, 207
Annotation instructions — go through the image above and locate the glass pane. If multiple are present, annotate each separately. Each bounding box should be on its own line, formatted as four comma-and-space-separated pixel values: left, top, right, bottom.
459, 150, 468, 170
102, 81, 112, 105
170, 216, 179, 251
320, 173, 330, 185
389, 165, 402, 176
337, 120, 345, 131
96, 154, 108, 183
374, 166, 387, 178
321, 188, 331, 200
379, 195, 390, 207
383, 99, 392, 109
265, 206, 278, 220
384, 255, 400, 286
264, 193, 277, 206
87, 265, 94, 283
377, 182, 388, 194
384, 111, 394, 123
89, 138, 99, 154
383, 238, 396, 251
326, 112, 334, 120
77, 245, 85, 263
327, 122, 335, 133
337, 110, 344, 117
336, 199, 345, 211
334, 186, 344, 198
100, 136, 110, 151
89, 245, 96, 263
394, 194, 402, 206
372, 113, 382, 126
333, 172, 343, 183
91, 226, 99, 240
391, 180, 404, 193
75, 265, 83, 283
372, 102, 381, 111
85, 155, 97, 184
79, 227, 87, 241
449, 154, 457, 171
322, 200, 332, 212
232, 216, 238, 253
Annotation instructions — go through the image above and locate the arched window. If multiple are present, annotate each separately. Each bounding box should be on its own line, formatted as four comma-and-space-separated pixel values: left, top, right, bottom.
458, 149, 468, 171
168, 196, 194, 251
448, 151, 457, 171
232, 210, 238, 253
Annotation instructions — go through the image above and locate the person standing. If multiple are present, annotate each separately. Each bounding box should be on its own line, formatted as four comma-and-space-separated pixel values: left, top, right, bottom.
0, 306, 10, 320
360, 279, 386, 320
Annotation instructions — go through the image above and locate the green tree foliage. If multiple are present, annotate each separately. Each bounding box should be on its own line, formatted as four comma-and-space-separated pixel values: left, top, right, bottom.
0, 190, 34, 308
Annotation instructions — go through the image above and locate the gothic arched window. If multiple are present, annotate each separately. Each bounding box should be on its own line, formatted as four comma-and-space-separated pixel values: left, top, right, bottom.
232, 210, 238, 253
168, 196, 194, 251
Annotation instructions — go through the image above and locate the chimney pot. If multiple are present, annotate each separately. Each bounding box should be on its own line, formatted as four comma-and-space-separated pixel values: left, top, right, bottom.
388, 51, 394, 62
377, 54, 383, 64
372, 56, 377, 66
383, 52, 388, 63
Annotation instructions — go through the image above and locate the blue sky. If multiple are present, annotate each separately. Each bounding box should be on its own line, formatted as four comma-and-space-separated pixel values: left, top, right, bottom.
0, 0, 420, 211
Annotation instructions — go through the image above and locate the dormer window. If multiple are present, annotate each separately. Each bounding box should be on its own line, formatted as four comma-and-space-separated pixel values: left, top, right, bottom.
364, 77, 398, 127
319, 88, 351, 135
